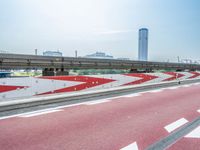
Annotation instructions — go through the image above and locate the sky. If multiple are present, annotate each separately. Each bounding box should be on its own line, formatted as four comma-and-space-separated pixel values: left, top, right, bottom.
0, 0, 200, 62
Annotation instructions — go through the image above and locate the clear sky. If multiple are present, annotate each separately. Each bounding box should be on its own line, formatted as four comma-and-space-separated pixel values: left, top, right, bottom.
0, 0, 200, 62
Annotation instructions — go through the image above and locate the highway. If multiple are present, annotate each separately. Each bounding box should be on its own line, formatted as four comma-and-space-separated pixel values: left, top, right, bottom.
0, 83, 199, 150
0, 53, 200, 70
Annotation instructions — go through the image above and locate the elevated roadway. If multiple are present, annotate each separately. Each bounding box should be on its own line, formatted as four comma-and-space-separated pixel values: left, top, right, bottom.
0, 53, 200, 71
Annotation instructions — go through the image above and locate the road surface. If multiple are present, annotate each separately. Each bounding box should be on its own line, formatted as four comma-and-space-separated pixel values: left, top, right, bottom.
0, 83, 200, 150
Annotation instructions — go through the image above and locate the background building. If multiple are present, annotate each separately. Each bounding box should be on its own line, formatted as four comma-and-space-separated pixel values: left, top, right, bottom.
138, 28, 148, 61
85, 52, 113, 59
43, 51, 62, 57
117, 58, 130, 60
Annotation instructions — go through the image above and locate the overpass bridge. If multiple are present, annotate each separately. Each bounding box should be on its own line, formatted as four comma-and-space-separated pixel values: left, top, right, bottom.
0, 53, 200, 75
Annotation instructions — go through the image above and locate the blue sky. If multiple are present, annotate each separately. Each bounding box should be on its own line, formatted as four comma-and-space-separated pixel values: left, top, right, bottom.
0, 0, 200, 62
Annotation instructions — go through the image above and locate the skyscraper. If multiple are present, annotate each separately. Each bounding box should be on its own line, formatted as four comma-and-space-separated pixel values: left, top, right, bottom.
138, 28, 148, 61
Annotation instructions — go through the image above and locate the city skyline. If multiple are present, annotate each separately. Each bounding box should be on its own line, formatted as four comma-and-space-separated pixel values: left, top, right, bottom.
0, 0, 200, 62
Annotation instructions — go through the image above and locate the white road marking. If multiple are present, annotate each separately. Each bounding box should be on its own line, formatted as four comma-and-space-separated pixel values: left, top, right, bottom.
164, 118, 188, 133
0, 104, 83, 120
123, 93, 141, 97
107, 96, 124, 100
83, 100, 110, 105
194, 83, 200, 85
17, 108, 61, 116
19, 109, 62, 117
149, 89, 163, 93
120, 142, 138, 150
185, 126, 200, 138
166, 86, 181, 90
182, 84, 192, 88
0, 114, 22, 120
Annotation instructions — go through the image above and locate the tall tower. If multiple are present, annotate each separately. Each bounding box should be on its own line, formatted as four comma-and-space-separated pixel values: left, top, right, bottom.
138, 28, 148, 61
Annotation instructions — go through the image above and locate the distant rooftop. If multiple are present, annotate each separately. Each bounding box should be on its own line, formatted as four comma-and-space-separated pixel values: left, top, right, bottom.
85, 52, 113, 59
43, 51, 62, 57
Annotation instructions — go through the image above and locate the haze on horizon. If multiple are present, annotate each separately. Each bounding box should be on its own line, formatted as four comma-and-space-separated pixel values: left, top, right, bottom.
0, 0, 200, 62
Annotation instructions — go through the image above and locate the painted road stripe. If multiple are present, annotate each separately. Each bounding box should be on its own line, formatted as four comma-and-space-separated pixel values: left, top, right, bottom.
182, 84, 192, 88
166, 86, 181, 90
194, 83, 200, 85
107, 96, 125, 100
149, 89, 163, 93
164, 118, 188, 133
123, 93, 141, 98
0, 114, 22, 120
18, 108, 62, 116
0, 104, 82, 120
83, 100, 110, 105
19, 109, 62, 117
120, 142, 138, 150
185, 126, 200, 138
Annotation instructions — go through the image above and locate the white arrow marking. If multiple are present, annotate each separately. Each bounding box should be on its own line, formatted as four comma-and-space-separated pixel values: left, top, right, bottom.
120, 142, 138, 150
185, 126, 200, 138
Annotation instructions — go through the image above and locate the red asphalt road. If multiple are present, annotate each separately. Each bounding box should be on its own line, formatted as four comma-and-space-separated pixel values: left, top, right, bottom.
168, 137, 200, 150
0, 84, 200, 150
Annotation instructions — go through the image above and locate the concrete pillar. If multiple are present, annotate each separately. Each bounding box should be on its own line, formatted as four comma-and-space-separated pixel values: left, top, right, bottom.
42, 68, 69, 76
42, 68, 55, 76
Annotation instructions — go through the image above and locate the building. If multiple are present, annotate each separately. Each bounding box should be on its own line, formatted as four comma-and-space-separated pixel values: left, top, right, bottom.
85, 52, 113, 59
43, 51, 62, 57
138, 28, 148, 61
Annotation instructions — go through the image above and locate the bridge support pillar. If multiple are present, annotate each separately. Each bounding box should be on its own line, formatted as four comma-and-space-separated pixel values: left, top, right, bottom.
42, 68, 69, 76
130, 68, 139, 73
130, 68, 153, 73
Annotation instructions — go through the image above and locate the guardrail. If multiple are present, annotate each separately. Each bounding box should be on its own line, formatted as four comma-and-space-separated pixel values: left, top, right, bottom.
0, 78, 200, 112
0, 53, 200, 70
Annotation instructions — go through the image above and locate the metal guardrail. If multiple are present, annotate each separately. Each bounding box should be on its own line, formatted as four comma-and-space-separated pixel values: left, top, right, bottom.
0, 78, 200, 112
0, 53, 200, 70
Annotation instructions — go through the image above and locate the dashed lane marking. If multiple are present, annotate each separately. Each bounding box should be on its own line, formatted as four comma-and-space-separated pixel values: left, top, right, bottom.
164, 118, 189, 133
120, 142, 138, 150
